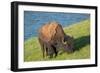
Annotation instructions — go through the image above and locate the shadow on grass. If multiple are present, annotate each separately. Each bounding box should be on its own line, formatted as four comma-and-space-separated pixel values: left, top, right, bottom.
74, 35, 90, 51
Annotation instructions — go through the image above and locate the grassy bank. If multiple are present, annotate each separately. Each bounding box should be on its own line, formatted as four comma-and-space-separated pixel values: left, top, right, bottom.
24, 19, 90, 62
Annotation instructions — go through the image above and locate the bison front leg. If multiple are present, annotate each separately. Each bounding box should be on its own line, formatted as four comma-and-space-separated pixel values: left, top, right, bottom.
47, 45, 58, 58
51, 45, 58, 57
45, 44, 53, 58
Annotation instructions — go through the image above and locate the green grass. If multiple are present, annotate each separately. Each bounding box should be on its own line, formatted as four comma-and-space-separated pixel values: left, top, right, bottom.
24, 19, 90, 62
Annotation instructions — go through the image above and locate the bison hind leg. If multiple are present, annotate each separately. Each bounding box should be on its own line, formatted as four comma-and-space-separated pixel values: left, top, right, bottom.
38, 38, 45, 58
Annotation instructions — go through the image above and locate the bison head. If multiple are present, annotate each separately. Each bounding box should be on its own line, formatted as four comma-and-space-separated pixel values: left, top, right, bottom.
62, 35, 74, 53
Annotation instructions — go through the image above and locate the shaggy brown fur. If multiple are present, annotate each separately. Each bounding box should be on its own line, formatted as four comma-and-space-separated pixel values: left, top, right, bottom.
38, 22, 74, 58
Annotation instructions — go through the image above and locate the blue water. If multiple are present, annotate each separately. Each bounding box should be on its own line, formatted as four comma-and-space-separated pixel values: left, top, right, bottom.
24, 11, 90, 40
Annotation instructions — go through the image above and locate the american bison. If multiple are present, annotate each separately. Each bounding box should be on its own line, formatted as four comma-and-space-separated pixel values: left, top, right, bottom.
38, 22, 74, 58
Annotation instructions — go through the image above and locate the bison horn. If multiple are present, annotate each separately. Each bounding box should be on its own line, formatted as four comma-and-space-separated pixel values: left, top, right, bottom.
62, 38, 68, 45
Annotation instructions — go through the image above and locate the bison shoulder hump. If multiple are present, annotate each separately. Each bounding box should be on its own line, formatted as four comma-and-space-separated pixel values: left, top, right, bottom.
38, 22, 64, 41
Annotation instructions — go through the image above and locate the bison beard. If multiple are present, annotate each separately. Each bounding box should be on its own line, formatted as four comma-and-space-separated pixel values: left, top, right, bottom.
38, 22, 74, 58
